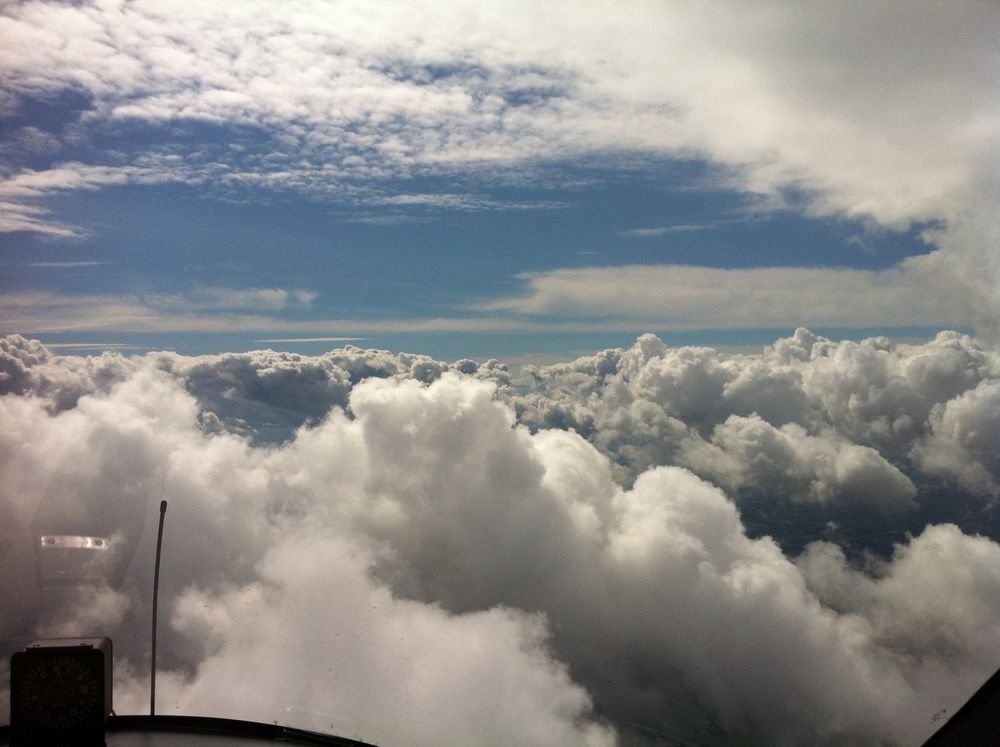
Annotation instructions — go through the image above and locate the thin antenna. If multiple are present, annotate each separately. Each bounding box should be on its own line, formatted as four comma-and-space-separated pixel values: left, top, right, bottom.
150, 499, 167, 716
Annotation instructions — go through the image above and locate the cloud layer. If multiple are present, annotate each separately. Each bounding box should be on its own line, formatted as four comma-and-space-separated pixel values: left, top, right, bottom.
478, 259, 967, 329
2, 0, 995, 221
2, 0, 998, 337
3, 330, 1000, 744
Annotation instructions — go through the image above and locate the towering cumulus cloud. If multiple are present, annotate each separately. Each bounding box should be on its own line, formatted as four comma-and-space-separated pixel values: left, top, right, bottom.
3, 331, 1000, 744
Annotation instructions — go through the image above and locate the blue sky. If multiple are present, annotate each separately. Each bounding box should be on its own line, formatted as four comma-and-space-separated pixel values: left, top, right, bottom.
1, 0, 997, 359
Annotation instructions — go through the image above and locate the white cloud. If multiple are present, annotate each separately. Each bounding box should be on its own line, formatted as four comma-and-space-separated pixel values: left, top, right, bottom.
254, 337, 368, 343
1, 0, 994, 220
376, 192, 565, 211
0, 1, 995, 310
0, 162, 196, 236
0, 360, 616, 744
28, 261, 109, 268
478, 260, 966, 329
0, 260, 965, 333
620, 223, 725, 237
121, 537, 615, 747
0, 199, 83, 237
0, 289, 358, 335
0, 1, 995, 337
679, 415, 917, 513
5, 335, 1000, 743
800, 525, 1000, 661
620, 227, 673, 238
516, 328, 1000, 494
148, 287, 318, 312
0, 332, 136, 410
44, 342, 136, 350
913, 380, 1000, 497
0, 164, 135, 198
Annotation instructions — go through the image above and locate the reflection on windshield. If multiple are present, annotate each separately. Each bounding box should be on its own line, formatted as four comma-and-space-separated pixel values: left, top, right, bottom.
32, 487, 148, 589
37, 535, 114, 585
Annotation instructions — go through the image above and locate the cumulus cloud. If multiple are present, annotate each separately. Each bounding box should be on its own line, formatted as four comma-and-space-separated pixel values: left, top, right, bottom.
3, 334, 1000, 744
799, 524, 1000, 663
913, 380, 1000, 497
1, 1, 997, 333
797, 524, 1000, 730
679, 415, 917, 513
122, 537, 616, 747
517, 328, 1000, 497
0, 333, 135, 410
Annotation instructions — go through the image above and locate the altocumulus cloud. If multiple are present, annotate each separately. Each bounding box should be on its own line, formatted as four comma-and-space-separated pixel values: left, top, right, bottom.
1, 1, 998, 337
2, 0, 994, 223
3, 331, 1000, 745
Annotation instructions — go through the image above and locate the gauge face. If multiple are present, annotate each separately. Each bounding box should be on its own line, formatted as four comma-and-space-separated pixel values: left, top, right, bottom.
11, 641, 111, 745
16, 654, 102, 732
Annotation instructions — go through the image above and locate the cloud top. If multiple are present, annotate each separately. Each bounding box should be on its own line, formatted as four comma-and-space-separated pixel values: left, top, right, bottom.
4, 331, 1000, 744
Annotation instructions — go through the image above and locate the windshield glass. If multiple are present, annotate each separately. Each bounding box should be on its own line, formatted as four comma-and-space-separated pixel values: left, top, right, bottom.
2, 2, 999, 745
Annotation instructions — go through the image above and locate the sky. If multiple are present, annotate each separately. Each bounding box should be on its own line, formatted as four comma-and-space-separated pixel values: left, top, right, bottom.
1, 0, 997, 359
3, 2, 1000, 746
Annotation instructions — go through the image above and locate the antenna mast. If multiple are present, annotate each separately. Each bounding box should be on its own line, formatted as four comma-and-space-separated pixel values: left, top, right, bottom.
150, 499, 167, 716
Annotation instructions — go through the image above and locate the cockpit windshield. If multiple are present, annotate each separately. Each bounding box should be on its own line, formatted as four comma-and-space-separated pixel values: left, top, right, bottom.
2, 2, 999, 745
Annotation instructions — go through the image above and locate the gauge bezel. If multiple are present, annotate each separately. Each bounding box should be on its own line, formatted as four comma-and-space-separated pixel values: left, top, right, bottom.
9, 638, 112, 747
